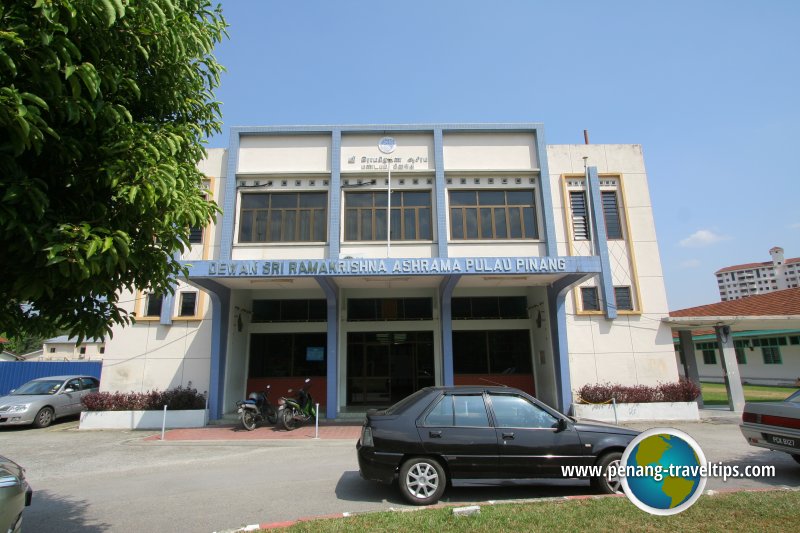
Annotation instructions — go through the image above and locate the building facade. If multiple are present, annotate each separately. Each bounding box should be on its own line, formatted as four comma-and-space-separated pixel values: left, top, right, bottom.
716, 247, 799, 301
675, 330, 800, 387
34, 336, 106, 361
103, 124, 677, 420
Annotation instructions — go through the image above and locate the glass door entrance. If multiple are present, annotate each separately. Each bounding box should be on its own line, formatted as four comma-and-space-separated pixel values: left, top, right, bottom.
347, 331, 434, 406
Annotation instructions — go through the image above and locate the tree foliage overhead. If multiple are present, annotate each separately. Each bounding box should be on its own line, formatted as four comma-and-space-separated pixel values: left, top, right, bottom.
0, 1, 226, 340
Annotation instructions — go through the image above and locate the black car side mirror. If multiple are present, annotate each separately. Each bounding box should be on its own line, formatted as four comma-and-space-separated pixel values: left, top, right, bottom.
555, 418, 568, 432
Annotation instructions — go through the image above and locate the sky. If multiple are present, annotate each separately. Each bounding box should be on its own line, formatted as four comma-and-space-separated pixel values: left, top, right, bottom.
207, 1, 799, 310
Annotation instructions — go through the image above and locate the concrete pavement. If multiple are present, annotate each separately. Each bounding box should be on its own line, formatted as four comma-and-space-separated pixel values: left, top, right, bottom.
0, 412, 797, 532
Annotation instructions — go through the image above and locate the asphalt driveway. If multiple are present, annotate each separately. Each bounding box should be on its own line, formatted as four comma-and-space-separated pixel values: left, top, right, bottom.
0, 413, 797, 532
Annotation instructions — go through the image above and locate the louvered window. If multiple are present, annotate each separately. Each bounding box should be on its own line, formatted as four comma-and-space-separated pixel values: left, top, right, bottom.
602, 191, 623, 239
614, 286, 634, 311
569, 191, 590, 240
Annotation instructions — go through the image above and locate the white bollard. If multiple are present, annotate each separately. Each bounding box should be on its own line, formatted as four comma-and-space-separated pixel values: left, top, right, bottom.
612, 397, 618, 425
161, 405, 167, 440
314, 402, 320, 439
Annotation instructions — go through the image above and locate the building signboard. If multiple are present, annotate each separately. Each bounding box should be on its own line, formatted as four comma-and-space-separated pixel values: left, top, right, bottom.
193, 256, 598, 278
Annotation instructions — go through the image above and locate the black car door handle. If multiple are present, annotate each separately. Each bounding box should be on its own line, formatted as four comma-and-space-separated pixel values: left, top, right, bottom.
502, 432, 515, 440
429, 431, 442, 438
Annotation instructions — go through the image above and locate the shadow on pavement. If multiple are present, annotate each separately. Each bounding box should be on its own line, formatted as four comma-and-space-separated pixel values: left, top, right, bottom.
0, 415, 80, 433
24, 490, 110, 533
710, 449, 800, 487
334, 470, 593, 506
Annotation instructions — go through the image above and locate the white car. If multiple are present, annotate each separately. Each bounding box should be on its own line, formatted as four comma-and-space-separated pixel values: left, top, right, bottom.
0, 375, 100, 428
740, 389, 800, 463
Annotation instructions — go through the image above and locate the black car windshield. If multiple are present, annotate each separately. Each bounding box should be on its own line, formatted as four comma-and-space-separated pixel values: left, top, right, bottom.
11, 380, 63, 395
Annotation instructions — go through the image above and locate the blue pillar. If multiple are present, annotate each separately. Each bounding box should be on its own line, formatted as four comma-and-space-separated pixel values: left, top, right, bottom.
159, 292, 174, 326
191, 279, 230, 421
586, 166, 616, 319
433, 128, 449, 258
534, 126, 558, 255
438, 275, 460, 386
329, 129, 342, 260
316, 277, 339, 419
547, 275, 584, 414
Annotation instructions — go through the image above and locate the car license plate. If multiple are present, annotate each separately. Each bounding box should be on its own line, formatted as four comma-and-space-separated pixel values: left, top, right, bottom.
765, 433, 800, 449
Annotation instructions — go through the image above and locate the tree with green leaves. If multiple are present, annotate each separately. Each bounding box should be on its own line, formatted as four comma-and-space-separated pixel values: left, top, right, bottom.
0, 1, 226, 341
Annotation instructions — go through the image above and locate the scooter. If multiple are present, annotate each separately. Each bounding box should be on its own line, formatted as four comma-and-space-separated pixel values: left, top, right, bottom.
236, 385, 277, 431
277, 378, 316, 431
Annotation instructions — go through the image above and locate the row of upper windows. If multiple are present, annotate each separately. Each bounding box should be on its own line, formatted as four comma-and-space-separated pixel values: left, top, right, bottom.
185, 187, 625, 246
235, 189, 542, 243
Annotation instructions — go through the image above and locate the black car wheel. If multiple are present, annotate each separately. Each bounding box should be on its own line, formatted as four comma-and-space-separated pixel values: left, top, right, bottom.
399, 457, 447, 505
33, 406, 54, 429
792, 454, 800, 465
241, 411, 257, 431
591, 451, 623, 494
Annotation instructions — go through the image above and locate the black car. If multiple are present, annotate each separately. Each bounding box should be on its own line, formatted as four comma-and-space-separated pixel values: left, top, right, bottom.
357, 386, 638, 505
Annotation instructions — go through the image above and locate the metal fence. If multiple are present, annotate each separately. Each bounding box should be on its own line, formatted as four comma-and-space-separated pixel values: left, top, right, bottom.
0, 361, 103, 395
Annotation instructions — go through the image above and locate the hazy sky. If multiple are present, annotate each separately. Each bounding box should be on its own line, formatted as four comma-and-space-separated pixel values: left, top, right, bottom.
207, 1, 799, 310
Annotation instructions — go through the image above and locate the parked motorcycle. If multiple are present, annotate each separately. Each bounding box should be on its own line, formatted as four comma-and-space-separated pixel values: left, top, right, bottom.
277, 378, 316, 431
236, 385, 277, 431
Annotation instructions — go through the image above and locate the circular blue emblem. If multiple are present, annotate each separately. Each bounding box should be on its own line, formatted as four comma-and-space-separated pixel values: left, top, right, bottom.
621, 428, 707, 515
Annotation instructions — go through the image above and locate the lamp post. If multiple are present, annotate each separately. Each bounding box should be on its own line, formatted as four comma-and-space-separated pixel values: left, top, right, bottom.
378, 136, 397, 258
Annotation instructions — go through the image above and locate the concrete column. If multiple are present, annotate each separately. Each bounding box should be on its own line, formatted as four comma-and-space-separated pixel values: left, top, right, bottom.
678, 330, 703, 408
715, 325, 745, 412
316, 277, 339, 419
438, 275, 460, 387
433, 128, 449, 258
547, 274, 585, 414
191, 279, 230, 420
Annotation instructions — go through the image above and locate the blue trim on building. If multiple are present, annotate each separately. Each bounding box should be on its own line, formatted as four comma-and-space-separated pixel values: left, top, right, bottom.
186, 256, 601, 279
433, 128, 449, 258
159, 292, 174, 326
315, 276, 339, 419
328, 129, 342, 260
535, 127, 558, 256
438, 274, 461, 386
587, 166, 616, 319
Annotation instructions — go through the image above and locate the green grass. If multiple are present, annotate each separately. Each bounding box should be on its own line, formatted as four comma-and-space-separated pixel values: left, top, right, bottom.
271, 490, 799, 532
702, 382, 797, 405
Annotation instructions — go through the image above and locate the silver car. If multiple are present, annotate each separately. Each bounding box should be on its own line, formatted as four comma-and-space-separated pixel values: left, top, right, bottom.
740, 388, 800, 463
0, 375, 100, 428
0, 455, 32, 533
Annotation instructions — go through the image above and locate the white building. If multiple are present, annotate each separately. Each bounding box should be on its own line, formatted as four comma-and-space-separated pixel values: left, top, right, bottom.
37, 336, 106, 361
103, 123, 678, 420
670, 287, 800, 387
716, 247, 800, 301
